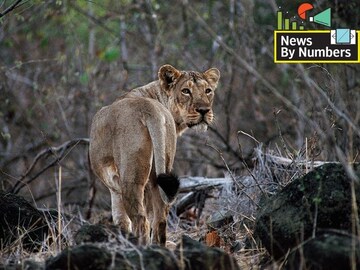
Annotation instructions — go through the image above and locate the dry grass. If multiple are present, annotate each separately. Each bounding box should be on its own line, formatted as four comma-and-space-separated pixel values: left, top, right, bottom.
0, 142, 340, 269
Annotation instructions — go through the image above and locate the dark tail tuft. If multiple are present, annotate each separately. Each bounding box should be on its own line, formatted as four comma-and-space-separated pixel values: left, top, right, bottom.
156, 173, 180, 203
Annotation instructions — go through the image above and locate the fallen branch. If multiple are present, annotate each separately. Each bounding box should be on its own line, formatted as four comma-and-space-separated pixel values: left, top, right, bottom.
175, 191, 198, 215
176, 177, 233, 216
179, 176, 233, 193
176, 176, 251, 216
263, 153, 337, 168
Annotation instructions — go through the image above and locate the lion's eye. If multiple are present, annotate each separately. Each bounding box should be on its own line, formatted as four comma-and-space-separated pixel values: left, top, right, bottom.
182, 88, 191, 95
205, 88, 212, 94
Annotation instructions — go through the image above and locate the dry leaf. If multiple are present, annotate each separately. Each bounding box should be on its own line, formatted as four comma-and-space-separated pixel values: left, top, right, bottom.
205, 230, 221, 247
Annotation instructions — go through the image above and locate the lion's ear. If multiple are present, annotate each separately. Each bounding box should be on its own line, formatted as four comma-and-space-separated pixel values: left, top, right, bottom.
204, 68, 220, 88
158, 65, 181, 91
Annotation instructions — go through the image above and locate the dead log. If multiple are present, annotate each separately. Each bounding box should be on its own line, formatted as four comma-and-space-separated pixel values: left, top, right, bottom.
175, 191, 198, 216
263, 154, 336, 168
175, 177, 234, 216
178, 177, 233, 193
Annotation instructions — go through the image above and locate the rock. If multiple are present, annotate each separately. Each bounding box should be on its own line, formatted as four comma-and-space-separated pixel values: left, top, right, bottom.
74, 224, 139, 246
115, 245, 180, 270
176, 235, 240, 270
230, 240, 243, 253
46, 244, 179, 270
206, 210, 234, 229
74, 224, 108, 244
255, 163, 360, 259
0, 191, 51, 251
0, 259, 44, 270
46, 244, 112, 270
287, 231, 360, 270
20, 260, 44, 270
46, 236, 240, 270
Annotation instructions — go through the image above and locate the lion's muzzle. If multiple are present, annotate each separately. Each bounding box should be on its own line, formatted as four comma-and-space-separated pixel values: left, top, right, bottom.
186, 105, 213, 129
196, 107, 210, 117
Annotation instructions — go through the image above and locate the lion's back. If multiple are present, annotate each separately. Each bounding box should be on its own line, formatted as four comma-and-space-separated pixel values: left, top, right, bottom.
89, 97, 176, 174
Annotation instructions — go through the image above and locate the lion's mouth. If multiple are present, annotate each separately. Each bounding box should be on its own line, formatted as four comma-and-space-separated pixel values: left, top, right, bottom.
186, 111, 213, 130
187, 118, 210, 129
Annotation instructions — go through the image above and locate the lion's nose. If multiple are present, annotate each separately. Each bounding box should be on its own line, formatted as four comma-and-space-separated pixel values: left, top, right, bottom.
196, 107, 210, 116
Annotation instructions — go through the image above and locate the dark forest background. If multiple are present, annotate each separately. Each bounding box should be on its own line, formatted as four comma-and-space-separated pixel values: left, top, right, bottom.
0, 0, 359, 214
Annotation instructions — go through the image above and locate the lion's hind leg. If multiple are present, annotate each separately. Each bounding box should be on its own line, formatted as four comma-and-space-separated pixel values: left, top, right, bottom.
150, 173, 180, 245
98, 164, 132, 234
149, 184, 168, 245
117, 156, 152, 245
121, 180, 151, 245
110, 189, 132, 233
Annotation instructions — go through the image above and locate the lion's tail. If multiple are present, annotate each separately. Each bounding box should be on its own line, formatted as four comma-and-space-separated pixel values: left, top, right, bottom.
147, 116, 179, 204
156, 173, 180, 204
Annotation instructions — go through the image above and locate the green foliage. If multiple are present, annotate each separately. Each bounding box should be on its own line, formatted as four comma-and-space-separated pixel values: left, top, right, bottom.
313, 197, 322, 204
101, 47, 120, 62
79, 72, 89, 85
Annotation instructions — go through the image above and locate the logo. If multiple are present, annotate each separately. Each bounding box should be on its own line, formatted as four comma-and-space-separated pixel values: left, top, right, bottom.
274, 3, 360, 63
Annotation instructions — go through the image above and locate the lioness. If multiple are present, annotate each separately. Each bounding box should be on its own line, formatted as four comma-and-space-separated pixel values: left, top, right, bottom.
89, 64, 220, 245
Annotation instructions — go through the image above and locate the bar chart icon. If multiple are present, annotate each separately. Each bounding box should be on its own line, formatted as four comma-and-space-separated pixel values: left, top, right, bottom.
277, 11, 305, 30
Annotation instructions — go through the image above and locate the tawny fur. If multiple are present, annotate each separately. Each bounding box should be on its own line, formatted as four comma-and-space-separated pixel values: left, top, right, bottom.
89, 65, 220, 245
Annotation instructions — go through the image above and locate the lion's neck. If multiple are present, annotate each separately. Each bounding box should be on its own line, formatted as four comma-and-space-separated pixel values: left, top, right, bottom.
124, 81, 188, 135
126, 81, 169, 107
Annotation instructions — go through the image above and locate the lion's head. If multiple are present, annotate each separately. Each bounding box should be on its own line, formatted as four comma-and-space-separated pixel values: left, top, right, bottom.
158, 65, 220, 132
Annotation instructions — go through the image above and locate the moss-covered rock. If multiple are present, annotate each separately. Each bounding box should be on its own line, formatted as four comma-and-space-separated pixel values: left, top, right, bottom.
255, 163, 360, 259
176, 235, 240, 270
287, 231, 360, 270
46, 245, 112, 270
115, 245, 180, 270
206, 210, 234, 229
74, 224, 109, 244
0, 191, 51, 251
45, 235, 240, 270
74, 224, 138, 246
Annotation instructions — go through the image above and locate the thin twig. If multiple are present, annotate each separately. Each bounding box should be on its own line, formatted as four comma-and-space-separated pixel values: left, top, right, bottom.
10, 138, 89, 194
57, 166, 62, 252
300, 64, 360, 139
237, 132, 265, 195
206, 141, 259, 207
237, 130, 260, 145
68, 2, 117, 37
273, 108, 293, 159
0, 0, 24, 18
